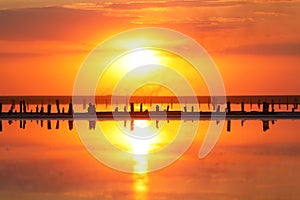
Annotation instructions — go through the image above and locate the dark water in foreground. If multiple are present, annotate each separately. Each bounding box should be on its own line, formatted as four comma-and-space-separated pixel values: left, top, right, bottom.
0, 118, 300, 200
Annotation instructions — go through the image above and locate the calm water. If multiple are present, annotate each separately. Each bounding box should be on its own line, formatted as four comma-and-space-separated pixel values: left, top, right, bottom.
0, 117, 300, 200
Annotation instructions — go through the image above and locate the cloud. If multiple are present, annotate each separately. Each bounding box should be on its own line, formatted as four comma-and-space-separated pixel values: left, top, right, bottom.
219, 43, 300, 55
64, 0, 248, 11
0, 7, 133, 41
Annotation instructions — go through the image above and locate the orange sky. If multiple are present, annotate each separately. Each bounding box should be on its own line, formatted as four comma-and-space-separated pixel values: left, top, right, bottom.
0, 0, 299, 95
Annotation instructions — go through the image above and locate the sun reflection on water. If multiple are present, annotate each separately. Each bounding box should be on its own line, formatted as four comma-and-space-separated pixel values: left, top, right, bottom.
131, 123, 150, 200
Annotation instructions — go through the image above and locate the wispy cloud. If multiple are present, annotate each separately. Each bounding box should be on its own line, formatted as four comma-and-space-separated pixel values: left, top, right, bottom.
218, 43, 300, 55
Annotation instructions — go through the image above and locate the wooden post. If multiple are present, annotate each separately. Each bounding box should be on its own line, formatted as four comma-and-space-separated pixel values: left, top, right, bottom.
23, 100, 26, 113
216, 105, 220, 113
156, 105, 160, 112
40, 106, 44, 114
0, 103, 2, 115
36, 105, 39, 113
140, 103, 143, 112
130, 103, 134, 113
56, 100, 60, 114
167, 105, 170, 111
263, 102, 269, 113
241, 102, 245, 112
192, 106, 194, 112
47, 104, 51, 115
68, 103, 73, 114
227, 102, 231, 113
20, 101, 22, 113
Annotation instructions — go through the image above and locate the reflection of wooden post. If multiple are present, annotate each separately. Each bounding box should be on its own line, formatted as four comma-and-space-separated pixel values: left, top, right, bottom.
47, 120, 51, 130
68, 120, 73, 130
263, 120, 269, 132
56, 120, 59, 129
41, 120, 43, 128
22, 120, 26, 129
227, 120, 231, 132
130, 120, 134, 131
56, 100, 60, 114
0, 120, 2, 132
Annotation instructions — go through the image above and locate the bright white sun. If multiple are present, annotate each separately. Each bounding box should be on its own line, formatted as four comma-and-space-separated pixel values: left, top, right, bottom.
119, 49, 162, 70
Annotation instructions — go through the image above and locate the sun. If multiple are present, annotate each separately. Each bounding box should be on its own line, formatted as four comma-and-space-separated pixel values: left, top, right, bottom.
120, 49, 162, 67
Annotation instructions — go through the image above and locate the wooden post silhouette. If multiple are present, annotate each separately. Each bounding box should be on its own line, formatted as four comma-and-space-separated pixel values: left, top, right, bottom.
56, 100, 61, 114
19, 101, 22, 114
130, 103, 134, 113
0, 103, 2, 115
140, 103, 143, 112
47, 104, 51, 115
241, 102, 245, 112
0, 120, 2, 132
68, 103, 73, 114
23, 100, 26, 113
263, 102, 269, 113
227, 102, 231, 113
40, 106, 44, 114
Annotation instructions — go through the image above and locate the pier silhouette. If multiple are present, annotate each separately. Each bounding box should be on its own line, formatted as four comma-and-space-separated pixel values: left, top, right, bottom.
0, 96, 299, 132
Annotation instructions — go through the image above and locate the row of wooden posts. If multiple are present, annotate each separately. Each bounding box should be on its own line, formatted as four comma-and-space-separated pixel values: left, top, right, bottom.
0, 100, 73, 115
0, 100, 299, 115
